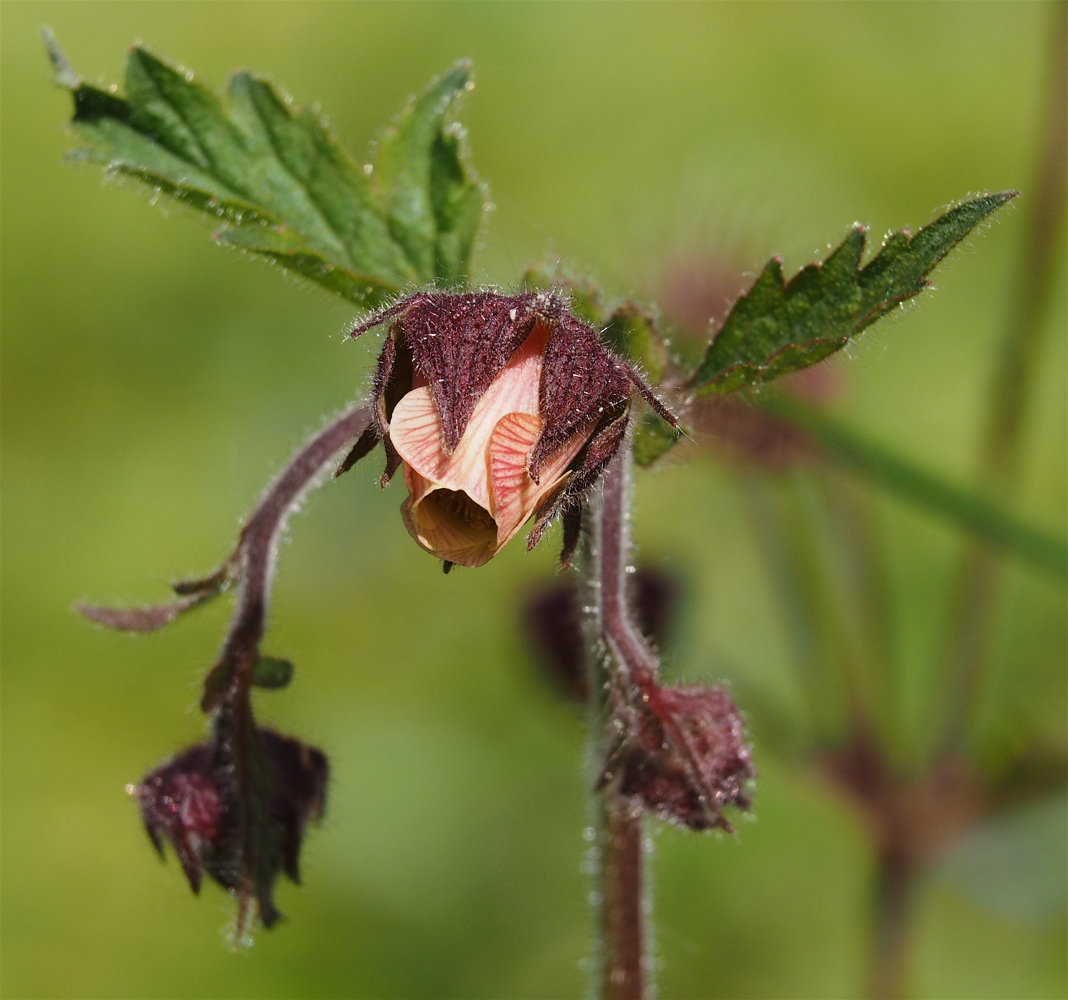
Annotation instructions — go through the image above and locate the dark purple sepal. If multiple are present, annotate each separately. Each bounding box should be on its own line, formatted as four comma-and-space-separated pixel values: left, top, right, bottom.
335, 423, 380, 478
528, 312, 633, 481
138, 743, 220, 893
528, 407, 630, 551
353, 292, 539, 453
615, 684, 754, 832
559, 504, 584, 569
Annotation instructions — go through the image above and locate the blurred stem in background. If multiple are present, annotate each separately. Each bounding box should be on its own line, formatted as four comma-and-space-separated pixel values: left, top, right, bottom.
716, 9, 1068, 997
739, 9, 1063, 1000
936, 0, 1068, 758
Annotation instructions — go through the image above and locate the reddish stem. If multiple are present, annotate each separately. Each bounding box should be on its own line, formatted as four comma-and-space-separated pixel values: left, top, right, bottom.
208, 402, 372, 934
207, 402, 373, 710
593, 439, 649, 1000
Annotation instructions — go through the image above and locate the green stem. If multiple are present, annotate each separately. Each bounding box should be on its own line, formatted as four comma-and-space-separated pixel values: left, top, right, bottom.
761, 394, 1068, 581
866, 844, 914, 1000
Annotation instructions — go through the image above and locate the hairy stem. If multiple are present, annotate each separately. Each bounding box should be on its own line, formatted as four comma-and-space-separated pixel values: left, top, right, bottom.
592, 437, 650, 1000
206, 402, 373, 711
937, 5, 1067, 754
208, 401, 372, 935
601, 795, 646, 1000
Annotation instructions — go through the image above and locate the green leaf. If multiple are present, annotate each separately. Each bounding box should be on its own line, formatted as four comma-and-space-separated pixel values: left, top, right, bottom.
690, 193, 1017, 394
374, 61, 485, 285
46, 32, 486, 305
603, 303, 669, 385
251, 656, 294, 690
633, 410, 682, 468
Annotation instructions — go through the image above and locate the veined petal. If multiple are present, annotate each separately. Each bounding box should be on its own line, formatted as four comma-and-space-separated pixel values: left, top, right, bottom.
390, 322, 552, 510
391, 387, 492, 511
489, 413, 594, 547
487, 412, 542, 543
402, 476, 498, 568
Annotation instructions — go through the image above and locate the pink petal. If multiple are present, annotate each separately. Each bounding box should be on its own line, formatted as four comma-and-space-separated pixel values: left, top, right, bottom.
487, 412, 542, 543
390, 387, 492, 511
390, 323, 551, 511
489, 414, 596, 550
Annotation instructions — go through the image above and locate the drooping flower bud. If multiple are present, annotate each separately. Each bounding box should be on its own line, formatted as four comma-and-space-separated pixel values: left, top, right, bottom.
613, 683, 755, 832
136, 729, 328, 926
349, 291, 675, 569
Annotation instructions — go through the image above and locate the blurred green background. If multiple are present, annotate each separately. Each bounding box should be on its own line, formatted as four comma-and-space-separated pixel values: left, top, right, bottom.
2, 3, 1065, 998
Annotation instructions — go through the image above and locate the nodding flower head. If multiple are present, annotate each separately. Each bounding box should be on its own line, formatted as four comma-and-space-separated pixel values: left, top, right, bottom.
349, 291, 675, 570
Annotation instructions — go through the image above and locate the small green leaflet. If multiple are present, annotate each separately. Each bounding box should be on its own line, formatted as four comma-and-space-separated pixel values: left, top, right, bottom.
690, 193, 1017, 395
45, 32, 487, 306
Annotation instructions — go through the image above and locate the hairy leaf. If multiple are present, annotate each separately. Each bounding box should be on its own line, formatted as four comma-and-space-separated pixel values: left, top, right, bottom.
77, 590, 217, 632
633, 410, 683, 468
77, 565, 228, 632
691, 193, 1017, 394
77, 594, 207, 633
46, 32, 486, 305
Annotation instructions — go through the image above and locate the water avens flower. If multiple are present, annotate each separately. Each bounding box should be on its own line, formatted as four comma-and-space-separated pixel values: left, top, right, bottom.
349, 291, 675, 569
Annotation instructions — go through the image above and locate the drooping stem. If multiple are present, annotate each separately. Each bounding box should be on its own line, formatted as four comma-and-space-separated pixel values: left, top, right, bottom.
209, 401, 373, 709
215, 397, 371, 931
936, 6, 1066, 755
82, 400, 374, 934
204, 401, 372, 935
591, 436, 651, 1000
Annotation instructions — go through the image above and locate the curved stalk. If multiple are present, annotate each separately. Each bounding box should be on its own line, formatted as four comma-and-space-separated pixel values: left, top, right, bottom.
206, 402, 372, 935
206, 402, 373, 712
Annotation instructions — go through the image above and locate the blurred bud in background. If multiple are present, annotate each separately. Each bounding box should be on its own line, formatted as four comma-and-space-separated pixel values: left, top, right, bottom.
521, 566, 680, 703
136, 729, 328, 928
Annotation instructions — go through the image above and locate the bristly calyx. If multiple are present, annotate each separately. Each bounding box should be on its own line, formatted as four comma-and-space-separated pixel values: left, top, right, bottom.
345, 290, 677, 569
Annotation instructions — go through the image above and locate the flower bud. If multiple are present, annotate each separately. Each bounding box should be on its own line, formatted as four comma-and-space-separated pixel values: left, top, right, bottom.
137, 743, 220, 892
351, 291, 674, 568
615, 683, 755, 832
136, 729, 328, 926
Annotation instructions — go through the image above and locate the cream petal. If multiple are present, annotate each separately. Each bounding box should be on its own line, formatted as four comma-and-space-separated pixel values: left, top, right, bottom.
489, 413, 596, 550
389, 322, 552, 511
390, 386, 492, 511
468, 318, 548, 419
402, 489, 498, 568
401, 466, 497, 567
